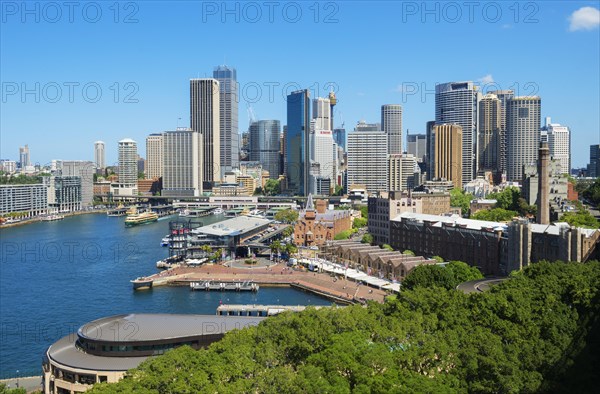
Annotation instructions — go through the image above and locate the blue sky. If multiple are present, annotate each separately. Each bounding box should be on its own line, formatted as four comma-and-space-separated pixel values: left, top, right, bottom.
1, 1, 599, 167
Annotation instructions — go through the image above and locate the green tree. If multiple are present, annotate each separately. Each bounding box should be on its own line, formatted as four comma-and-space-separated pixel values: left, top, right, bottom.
402, 250, 415, 256
382, 244, 393, 251
253, 187, 263, 196
274, 209, 299, 224
561, 210, 600, 229
334, 230, 353, 240
353, 217, 367, 229
471, 208, 518, 222
358, 205, 368, 219
263, 179, 281, 196
361, 233, 373, 244
333, 185, 344, 196
450, 188, 474, 216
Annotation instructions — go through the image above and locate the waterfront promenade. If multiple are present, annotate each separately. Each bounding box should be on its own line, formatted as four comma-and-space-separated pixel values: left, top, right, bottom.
142, 262, 388, 303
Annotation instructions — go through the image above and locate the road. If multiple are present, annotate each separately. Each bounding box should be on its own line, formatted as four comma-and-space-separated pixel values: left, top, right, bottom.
456, 277, 508, 294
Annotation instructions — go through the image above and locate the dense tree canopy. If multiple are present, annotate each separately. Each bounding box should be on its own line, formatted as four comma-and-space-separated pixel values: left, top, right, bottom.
90, 261, 600, 394
486, 187, 537, 217
401, 261, 484, 290
561, 210, 600, 229
274, 209, 299, 224
450, 188, 473, 216
582, 178, 600, 209
471, 208, 518, 222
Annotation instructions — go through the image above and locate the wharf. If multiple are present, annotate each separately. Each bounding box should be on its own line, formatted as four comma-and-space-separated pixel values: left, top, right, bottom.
134, 263, 387, 303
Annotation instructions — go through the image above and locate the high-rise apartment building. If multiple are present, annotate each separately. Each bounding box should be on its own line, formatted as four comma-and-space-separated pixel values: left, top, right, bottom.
117, 138, 138, 196
542, 118, 571, 175
388, 154, 420, 191
54, 160, 95, 208
406, 133, 427, 162
286, 89, 311, 195
94, 141, 105, 170
249, 120, 281, 180
478, 93, 501, 174
19, 145, 30, 169
489, 90, 514, 175
347, 129, 388, 194
213, 65, 239, 174
145, 134, 164, 179
435, 82, 480, 185
506, 96, 541, 182
162, 128, 203, 197
190, 78, 220, 187
381, 104, 403, 154
432, 124, 463, 189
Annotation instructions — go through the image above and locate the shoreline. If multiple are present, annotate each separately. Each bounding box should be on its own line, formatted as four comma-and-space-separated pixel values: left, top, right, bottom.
0, 209, 107, 229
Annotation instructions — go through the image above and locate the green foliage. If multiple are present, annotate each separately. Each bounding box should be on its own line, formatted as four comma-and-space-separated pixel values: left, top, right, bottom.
582, 178, 600, 207
333, 185, 344, 196
402, 261, 483, 291
253, 187, 263, 195
402, 250, 415, 256
486, 187, 537, 217
432, 255, 444, 263
352, 217, 367, 229
358, 205, 368, 219
263, 179, 281, 196
281, 225, 293, 237
472, 208, 518, 222
244, 259, 257, 265
274, 209, 299, 224
450, 188, 473, 216
0, 174, 42, 185
0, 383, 26, 394
334, 229, 353, 240
382, 244, 394, 251
361, 233, 373, 244
561, 210, 600, 229
89, 261, 600, 394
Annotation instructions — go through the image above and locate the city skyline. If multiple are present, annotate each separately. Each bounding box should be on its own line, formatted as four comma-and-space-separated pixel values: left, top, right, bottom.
1, 2, 598, 166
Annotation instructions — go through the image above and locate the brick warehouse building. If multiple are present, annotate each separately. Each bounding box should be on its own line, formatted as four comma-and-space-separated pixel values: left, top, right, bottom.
294, 195, 352, 247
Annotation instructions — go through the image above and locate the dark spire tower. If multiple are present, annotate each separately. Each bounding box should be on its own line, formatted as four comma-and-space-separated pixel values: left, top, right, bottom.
536, 141, 550, 225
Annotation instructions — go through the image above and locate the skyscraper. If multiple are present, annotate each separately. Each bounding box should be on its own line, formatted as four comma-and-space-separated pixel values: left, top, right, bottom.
489, 90, 514, 175
54, 160, 95, 208
145, 134, 163, 179
381, 104, 403, 154
333, 128, 346, 151
542, 118, 571, 175
506, 96, 541, 182
213, 65, 239, 174
435, 82, 480, 185
432, 124, 463, 189
478, 93, 501, 174
313, 97, 331, 131
406, 133, 427, 162
162, 128, 203, 197
190, 78, 220, 187
19, 145, 30, 169
94, 141, 105, 171
310, 129, 335, 194
590, 145, 600, 178
249, 120, 281, 180
347, 128, 388, 194
117, 138, 138, 196
286, 89, 311, 196
426, 120, 436, 180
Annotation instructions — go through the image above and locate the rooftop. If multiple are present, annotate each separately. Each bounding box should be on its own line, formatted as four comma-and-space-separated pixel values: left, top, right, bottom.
193, 216, 272, 237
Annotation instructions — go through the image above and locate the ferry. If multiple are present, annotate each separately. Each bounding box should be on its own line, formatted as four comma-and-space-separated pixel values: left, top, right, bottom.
190, 280, 259, 292
160, 236, 170, 247
125, 209, 159, 227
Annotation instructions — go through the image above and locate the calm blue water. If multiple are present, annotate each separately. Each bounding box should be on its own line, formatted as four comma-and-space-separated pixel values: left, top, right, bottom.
0, 213, 330, 378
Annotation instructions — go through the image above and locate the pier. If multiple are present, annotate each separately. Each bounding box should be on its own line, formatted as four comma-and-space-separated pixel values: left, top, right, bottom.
132, 262, 388, 303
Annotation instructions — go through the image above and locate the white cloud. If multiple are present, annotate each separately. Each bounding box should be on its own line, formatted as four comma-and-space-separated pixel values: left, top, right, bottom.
477, 74, 494, 85
568, 7, 600, 31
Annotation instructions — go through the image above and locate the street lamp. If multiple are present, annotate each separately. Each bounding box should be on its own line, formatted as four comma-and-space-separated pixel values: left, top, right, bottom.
16, 370, 19, 388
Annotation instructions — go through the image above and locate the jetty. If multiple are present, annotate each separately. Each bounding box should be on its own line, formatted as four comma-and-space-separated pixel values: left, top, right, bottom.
190, 280, 259, 292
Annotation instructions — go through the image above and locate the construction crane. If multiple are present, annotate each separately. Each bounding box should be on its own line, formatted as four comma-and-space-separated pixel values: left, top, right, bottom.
246, 103, 257, 124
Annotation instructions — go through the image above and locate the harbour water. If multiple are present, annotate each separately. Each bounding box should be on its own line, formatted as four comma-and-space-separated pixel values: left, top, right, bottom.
0, 213, 331, 379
